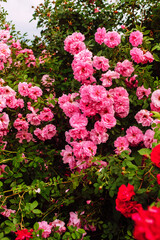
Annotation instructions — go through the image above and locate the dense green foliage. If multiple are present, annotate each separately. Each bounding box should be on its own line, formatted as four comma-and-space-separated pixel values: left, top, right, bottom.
0, 0, 160, 239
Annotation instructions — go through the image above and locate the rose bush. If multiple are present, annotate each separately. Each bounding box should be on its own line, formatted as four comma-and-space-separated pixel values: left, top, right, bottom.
0, 0, 160, 239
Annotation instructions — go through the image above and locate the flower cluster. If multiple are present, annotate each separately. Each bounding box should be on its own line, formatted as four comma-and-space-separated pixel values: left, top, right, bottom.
0, 29, 11, 70
116, 184, 142, 218
130, 47, 154, 64
59, 84, 130, 170
16, 49, 36, 67
0, 78, 56, 145
95, 27, 121, 48
64, 32, 86, 55
132, 206, 160, 240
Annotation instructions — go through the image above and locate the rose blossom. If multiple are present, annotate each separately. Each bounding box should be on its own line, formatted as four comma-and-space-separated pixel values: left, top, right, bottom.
100, 70, 120, 87
72, 140, 97, 160
69, 113, 88, 128
125, 75, 138, 89
129, 31, 143, 47
157, 174, 160, 185
114, 136, 130, 155
115, 60, 134, 77
61, 145, 76, 170
95, 27, 106, 45
130, 47, 144, 64
132, 206, 160, 240
117, 184, 135, 202
104, 31, 121, 48
38, 221, 52, 238
101, 113, 116, 129
143, 129, 156, 149
93, 56, 110, 71
116, 184, 142, 218
68, 212, 81, 229
15, 229, 33, 240
136, 85, 151, 100
49, 219, 66, 234
126, 126, 143, 146
151, 89, 160, 108
135, 109, 153, 127
150, 144, 160, 168
18, 82, 29, 97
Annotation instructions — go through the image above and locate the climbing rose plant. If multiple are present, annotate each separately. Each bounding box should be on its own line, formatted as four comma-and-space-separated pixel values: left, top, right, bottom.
0, 22, 160, 240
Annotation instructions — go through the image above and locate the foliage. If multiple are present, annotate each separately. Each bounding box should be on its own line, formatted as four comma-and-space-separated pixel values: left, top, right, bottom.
0, 0, 160, 239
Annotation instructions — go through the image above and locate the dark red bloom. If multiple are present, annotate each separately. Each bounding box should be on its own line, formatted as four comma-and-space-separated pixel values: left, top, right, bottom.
117, 183, 135, 202
116, 183, 142, 218
15, 229, 33, 240
116, 199, 142, 218
157, 174, 160, 185
151, 144, 160, 168
132, 206, 160, 240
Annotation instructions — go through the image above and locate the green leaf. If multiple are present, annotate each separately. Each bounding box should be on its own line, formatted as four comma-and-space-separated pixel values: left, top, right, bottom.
33, 222, 39, 230
0, 233, 4, 238
138, 148, 151, 156
125, 161, 138, 170
78, 228, 86, 234
30, 201, 38, 210
4, 227, 11, 234
71, 233, 76, 239
153, 53, 160, 62
32, 209, 42, 214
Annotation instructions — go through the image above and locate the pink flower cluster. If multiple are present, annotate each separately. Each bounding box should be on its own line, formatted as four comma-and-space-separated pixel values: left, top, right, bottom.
34, 124, 56, 141
18, 82, 43, 100
60, 85, 130, 170
41, 74, 55, 91
100, 70, 120, 87
16, 48, 36, 67
115, 60, 134, 77
72, 49, 94, 84
130, 47, 154, 64
14, 211, 95, 239
0, 78, 56, 144
64, 32, 86, 55
37, 212, 87, 238
63, 29, 156, 168
0, 41, 11, 70
0, 29, 10, 42
114, 125, 145, 154
1, 205, 16, 218
109, 87, 130, 118
95, 27, 121, 48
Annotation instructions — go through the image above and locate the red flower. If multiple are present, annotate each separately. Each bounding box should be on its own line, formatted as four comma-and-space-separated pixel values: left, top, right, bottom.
15, 229, 33, 240
157, 174, 160, 185
116, 199, 142, 218
117, 183, 135, 202
151, 144, 160, 168
132, 206, 160, 240
116, 183, 142, 218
